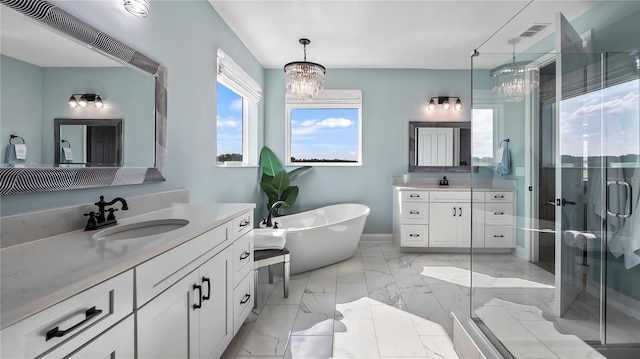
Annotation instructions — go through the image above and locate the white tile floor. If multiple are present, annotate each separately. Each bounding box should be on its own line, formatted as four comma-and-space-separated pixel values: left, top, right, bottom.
221, 242, 640, 359
222, 242, 463, 359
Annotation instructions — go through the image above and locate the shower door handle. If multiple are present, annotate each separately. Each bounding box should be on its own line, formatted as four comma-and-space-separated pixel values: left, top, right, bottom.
606, 180, 633, 218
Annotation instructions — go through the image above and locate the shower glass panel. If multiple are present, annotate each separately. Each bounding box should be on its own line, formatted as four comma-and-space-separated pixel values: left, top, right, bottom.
470, 26, 640, 359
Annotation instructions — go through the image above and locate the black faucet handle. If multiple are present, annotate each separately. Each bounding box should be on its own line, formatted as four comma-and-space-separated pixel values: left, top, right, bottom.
273, 222, 279, 229
106, 208, 118, 221
84, 211, 97, 230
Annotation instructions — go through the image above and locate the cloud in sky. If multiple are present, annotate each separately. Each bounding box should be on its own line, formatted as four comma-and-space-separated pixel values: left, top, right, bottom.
216, 115, 240, 128
230, 98, 242, 111
291, 117, 353, 136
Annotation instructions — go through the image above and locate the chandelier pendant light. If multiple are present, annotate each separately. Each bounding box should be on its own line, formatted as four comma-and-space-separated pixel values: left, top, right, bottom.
490, 38, 540, 102
284, 38, 326, 101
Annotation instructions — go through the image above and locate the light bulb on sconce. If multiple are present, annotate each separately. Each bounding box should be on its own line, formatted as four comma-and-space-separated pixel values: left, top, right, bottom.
426, 96, 462, 111
67, 94, 105, 109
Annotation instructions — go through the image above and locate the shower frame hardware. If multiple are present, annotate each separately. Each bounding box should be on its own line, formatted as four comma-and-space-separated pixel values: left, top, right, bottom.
9, 135, 25, 144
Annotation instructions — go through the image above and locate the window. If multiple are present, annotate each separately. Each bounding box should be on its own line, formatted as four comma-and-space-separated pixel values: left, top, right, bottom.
286, 90, 362, 166
472, 104, 503, 166
216, 48, 261, 166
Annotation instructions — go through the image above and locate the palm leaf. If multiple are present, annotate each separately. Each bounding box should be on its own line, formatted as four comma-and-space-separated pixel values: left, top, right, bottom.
259, 147, 282, 176
272, 169, 290, 194
281, 186, 299, 208
288, 166, 312, 182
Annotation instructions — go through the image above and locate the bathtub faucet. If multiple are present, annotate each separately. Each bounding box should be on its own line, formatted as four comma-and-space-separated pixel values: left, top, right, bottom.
266, 201, 289, 228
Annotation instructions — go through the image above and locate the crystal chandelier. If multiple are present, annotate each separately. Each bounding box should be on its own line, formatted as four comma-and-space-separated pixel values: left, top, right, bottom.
490, 38, 539, 102
284, 38, 326, 101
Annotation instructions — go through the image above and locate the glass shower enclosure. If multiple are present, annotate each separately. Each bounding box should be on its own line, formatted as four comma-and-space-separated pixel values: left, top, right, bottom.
469, 2, 640, 358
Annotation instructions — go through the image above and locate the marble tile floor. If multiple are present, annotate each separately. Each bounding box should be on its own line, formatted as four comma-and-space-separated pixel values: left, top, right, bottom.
221, 242, 639, 359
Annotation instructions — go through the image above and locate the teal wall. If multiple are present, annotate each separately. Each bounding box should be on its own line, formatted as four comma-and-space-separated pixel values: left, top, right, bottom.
0, 55, 43, 165
264, 68, 472, 233
1, 0, 264, 216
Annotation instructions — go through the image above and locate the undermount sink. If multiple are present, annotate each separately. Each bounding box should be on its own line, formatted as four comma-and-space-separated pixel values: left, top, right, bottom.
93, 219, 189, 241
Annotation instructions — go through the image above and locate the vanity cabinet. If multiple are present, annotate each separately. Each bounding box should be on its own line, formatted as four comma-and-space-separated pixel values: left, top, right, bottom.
393, 186, 515, 249
0, 205, 255, 359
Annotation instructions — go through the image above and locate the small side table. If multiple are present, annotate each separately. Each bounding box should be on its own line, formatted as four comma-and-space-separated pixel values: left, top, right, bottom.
253, 248, 290, 309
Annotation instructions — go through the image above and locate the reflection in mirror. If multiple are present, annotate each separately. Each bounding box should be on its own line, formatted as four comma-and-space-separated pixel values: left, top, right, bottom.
409, 121, 471, 172
55, 119, 123, 167
0, 0, 167, 195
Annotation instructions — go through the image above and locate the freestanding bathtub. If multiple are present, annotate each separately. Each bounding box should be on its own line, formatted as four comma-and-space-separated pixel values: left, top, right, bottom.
274, 203, 370, 274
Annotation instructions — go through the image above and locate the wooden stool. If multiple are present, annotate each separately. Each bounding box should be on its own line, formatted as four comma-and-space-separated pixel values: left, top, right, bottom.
253, 248, 290, 309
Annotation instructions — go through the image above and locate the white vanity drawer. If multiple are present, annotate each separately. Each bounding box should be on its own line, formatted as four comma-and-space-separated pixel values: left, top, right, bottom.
400, 225, 429, 247
136, 224, 228, 308
401, 202, 429, 224
485, 226, 515, 247
429, 191, 471, 202
233, 231, 254, 287
0, 270, 133, 359
485, 203, 514, 226
232, 211, 253, 241
233, 271, 254, 334
401, 191, 429, 202
485, 191, 514, 202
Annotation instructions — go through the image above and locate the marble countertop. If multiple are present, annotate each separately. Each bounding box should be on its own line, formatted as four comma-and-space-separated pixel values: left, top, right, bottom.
391, 177, 517, 191
0, 202, 255, 329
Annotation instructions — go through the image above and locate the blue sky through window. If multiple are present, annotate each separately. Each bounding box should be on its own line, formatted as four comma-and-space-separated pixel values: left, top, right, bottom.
216, 82, 242, 160
290, 108, 359, 162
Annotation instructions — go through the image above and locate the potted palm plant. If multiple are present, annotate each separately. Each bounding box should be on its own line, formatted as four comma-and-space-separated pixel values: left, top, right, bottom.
259, 146, 312, 217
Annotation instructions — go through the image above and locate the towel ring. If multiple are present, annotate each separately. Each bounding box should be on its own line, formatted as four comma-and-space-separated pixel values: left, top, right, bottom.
61, 140, 71, 148
9, 135, 25, 145
499, 138, 510, 148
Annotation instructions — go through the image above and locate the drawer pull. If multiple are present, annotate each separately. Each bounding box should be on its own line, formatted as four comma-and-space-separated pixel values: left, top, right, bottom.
409, 210, 420, 215
453, 207, 456, 216
494, 211, 505, 215
409, 234, 420, 237
493, 235, 505, 238
494, 195, 505, 199
240, 294, 251, 304
240, 251, 250, 260
193, 284, 202, 310
239, 219, 251, 228
45, 306, 103, 341
409, 194, 421, 198
459, 207, 462, 217
202, 277, 211, 301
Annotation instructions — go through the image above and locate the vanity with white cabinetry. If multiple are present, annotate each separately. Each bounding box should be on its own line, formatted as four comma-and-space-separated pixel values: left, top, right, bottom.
392, 178, 516, 250
1, 203, 255, 359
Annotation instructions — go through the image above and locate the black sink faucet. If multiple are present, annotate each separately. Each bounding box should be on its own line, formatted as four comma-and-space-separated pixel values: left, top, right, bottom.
84, 196, 129, 231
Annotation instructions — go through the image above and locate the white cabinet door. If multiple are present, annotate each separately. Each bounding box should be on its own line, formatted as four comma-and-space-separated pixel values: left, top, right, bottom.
137, 271, 200, 359
429, 203, 458, 247
199, 247, 233, 359
456, 203, 472, 248
61, 315, 135, 359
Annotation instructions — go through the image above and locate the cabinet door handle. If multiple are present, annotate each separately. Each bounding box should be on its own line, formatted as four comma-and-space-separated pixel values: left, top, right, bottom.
409, 194, 421, 198
493, 235, 505, 238
45, 306, 103, 341
202, 277, 211, 301
240, 251, 250, 260
409, 233, 420, 237
409, 210, 420, 215
240, 294, 251, 304
453, 207, 456, 216
459, 207, 462, 217
193, 284, 202, 310
239, 219, 250, 228
494, 211, 504, 215
494, 195, 505, 199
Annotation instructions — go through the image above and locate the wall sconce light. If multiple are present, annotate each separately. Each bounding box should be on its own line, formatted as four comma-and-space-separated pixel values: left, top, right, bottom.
123, 0, 150, 18
427, 96, 462, 111
67, 94, 104, 109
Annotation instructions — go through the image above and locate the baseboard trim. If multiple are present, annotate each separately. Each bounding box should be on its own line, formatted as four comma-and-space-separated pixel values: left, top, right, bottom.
360, 234, 393, 242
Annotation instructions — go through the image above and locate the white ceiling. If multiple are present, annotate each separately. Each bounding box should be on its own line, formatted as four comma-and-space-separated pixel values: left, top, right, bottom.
209, 0, 600, 70
0, 5, 123, 68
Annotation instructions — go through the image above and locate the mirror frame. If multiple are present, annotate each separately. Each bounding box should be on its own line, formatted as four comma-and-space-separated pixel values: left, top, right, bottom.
0, 0, 167, 195
409, 121, 471, 173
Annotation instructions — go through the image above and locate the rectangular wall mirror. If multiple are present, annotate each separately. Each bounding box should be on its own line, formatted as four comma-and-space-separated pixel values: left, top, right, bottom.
409, 121, 471, 172
0, 0, 167, 195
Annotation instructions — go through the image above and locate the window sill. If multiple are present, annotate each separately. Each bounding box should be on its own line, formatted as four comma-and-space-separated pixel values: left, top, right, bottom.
216, 162, 258, 168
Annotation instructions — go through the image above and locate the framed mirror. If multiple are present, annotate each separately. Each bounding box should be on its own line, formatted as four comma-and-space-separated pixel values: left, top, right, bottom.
0, 0, 167, 195
409, 121, 471, 172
